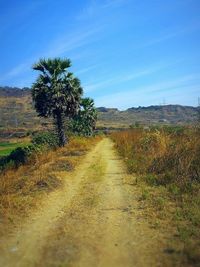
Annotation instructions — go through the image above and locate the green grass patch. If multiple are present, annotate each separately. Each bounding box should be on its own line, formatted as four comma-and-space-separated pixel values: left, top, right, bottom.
0, 142, 29, 156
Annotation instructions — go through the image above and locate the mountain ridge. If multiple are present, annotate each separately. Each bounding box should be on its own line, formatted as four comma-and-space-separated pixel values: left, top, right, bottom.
0, 86, 198, 129
0, 86, 197, 110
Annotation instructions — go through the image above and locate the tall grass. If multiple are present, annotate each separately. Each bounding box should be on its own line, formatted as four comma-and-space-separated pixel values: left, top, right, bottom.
112, 127, 200, 188
111, 127, 200, 264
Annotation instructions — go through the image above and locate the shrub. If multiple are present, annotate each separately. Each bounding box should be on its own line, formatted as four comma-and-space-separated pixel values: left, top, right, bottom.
32, 132, 59, 148
0, 132, 59, 171
8, 144, 38, 166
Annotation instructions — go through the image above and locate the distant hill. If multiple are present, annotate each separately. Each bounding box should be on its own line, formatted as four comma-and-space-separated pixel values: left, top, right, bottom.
0, 86, 30, 97
0, 87, 49, 136
97, 105, 198, 127
0, 87, 198, 134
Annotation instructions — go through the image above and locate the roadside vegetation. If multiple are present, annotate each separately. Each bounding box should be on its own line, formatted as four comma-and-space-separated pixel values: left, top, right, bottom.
0, 57, 97, 170
111, 126, 200, 265
0, 57, 100, 236
0, 132, 59, 170
1, 56, 199, 265
0, 135, 101, 236
0, 141, 29, 157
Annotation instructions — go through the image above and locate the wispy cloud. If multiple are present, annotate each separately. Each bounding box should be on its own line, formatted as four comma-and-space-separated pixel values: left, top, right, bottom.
0, 25, 103, 83
141, 23, 200, 48
84, 77, 115, 92
95, 74, 200, 108
140, 74, 200, 96
0, 1, 43, 36
143, 32, 181, 47
0, 63, 31, 83
6, 63, 29, 77
46, 27, 103, 57
76, 0, 126, 20
75, 65, 99, 75
116, 65, 167, 83
84, 62, 177, 92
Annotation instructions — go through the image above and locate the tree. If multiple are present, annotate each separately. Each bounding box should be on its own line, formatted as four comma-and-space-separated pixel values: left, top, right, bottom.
31, 58, 83, 146
70, 97, 97, 136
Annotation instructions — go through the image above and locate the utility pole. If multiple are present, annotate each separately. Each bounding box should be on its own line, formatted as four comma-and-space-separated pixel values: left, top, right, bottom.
162, 98, 166, 106
198, 97, 200, 123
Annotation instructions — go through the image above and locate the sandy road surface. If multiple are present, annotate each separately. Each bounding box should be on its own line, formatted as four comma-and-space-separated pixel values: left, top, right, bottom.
0, 138, 173, 267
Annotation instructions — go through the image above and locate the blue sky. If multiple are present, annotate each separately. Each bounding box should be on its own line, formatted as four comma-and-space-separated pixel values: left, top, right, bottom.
0, 0, 200, 109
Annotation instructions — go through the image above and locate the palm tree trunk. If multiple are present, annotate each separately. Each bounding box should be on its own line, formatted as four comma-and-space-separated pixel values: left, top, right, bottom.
54, 112, 67, 146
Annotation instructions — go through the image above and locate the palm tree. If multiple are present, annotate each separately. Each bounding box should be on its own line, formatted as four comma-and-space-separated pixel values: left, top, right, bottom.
31, 58, 83, 146
70, 97, 97, 136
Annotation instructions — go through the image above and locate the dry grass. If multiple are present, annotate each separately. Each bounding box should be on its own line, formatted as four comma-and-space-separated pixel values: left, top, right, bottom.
111, 127, 200, 266
112, 128, 200, 184
0, 136, 102, 236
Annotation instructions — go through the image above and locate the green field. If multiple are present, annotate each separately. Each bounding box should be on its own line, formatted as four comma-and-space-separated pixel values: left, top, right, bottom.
0, 142, 28, 157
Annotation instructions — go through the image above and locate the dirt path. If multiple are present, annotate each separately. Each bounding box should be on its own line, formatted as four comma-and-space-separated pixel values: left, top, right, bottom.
0, 138, 174, 267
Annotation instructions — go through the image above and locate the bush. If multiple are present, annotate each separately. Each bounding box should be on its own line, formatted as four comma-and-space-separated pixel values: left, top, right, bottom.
0, 132, 59, 171
32, 132, 59, 148
8, 144, 39, 166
